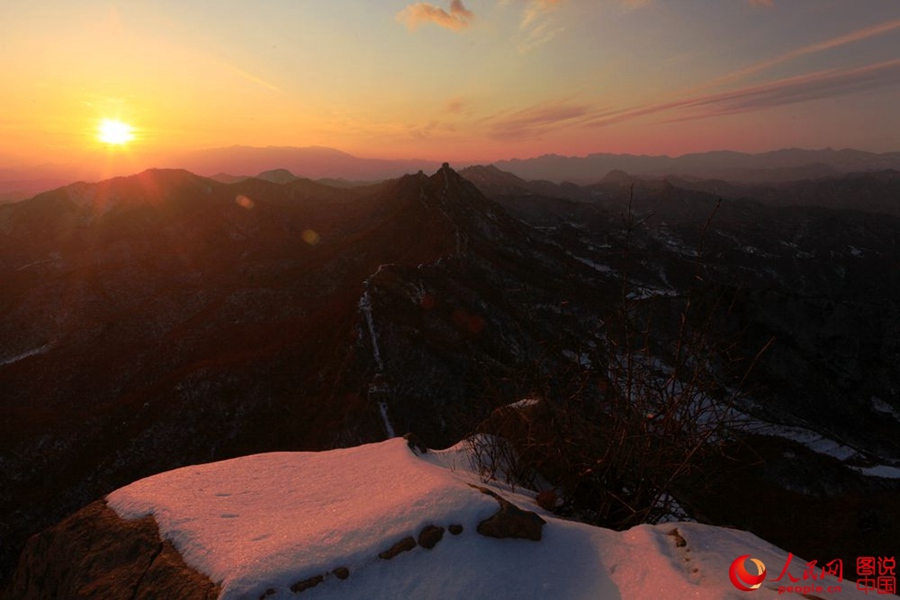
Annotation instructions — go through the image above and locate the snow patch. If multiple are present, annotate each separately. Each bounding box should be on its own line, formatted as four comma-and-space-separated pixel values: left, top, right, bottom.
572, 255, 614, 274
506, 398, 539, 410
105, 438, 877, 599
853, 464, 900, 479
377, 400, 396, 438
737, 411, 900, 480
358, 291, 383, 371
0, 342, 53, 366
871, 396, 900, 422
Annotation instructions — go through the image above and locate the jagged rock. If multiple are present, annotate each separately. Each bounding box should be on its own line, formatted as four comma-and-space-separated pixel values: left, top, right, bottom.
290, 574, 324, 593
470, 485, 546, 541
378, 536, 417, 560
2, 500, 218, 600
448, 524, 464, 536
332, 567, 350, 580
417, 525, 444, 550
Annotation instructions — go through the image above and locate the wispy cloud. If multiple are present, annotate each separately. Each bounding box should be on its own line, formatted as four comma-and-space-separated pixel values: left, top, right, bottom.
396, 0, 474, 32
521, 0, 563, 27
701, 18, 900, 91
518, 0, 565, 53
485, 98, 614, 139
685, 59, 900, 117
223, 64, 284, 94
585, 59, 900, 128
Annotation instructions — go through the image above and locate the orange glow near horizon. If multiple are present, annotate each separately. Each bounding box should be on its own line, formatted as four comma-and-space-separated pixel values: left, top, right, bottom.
1, 2, 898, 176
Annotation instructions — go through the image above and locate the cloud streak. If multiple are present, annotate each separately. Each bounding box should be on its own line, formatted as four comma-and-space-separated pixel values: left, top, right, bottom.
585, 58, 900, 128
699, 19, 900, 91
396, 0, 474, 31
485, 98, 616, 140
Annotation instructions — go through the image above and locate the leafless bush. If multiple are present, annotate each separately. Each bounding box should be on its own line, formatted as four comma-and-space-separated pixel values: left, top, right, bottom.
472, 192, 771, 529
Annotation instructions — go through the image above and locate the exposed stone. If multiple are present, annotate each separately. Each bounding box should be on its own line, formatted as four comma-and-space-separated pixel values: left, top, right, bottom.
667, 527, 687, 548
470, 485, 545, 541
417, 525, 445, 550
378, 536, 417, 560
403, 432, 428, 454
3, 500, 219, 600
290, 575, 324, 593
332, 567, 350, 580
448, 524, 464, 536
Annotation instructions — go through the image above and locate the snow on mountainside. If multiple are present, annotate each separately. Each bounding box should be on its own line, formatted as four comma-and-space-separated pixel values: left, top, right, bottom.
104, 438, 883, 599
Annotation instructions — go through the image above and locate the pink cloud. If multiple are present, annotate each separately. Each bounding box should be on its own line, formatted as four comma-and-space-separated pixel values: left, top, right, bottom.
396, 0, 474, 32
485, 98, 614, 140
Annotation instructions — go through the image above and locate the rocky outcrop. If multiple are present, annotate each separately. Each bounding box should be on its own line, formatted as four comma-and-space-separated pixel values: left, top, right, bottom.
377, 536, 417, 560
471, 485, 546, 541
2, 500, 218, 600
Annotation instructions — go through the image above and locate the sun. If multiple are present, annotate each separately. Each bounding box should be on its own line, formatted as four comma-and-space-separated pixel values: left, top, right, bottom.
97, 119, 135, 145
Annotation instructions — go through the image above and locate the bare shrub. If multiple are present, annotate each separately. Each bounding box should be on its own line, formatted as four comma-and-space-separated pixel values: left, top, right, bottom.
472, 192, 771, 529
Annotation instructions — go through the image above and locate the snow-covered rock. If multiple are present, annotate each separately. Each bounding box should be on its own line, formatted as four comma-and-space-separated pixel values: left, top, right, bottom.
83, 438, 885, 599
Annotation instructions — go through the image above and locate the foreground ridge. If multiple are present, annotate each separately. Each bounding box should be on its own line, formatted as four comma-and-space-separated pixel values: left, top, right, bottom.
8, 438, 887, 599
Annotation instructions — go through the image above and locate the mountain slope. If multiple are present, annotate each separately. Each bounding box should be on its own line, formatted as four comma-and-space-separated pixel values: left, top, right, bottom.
3, 164, 900, 591
0, 164, 597, 583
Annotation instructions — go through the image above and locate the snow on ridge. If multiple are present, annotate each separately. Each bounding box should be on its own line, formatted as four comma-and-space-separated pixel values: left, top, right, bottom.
106, 438, 882, 599
0, 342, 54, 366
357, 290, 383, 371
871, 396, 900, 423
377, 399, 396, 438
572, 255, 613, 274
358, 287, 396, 438
736, 409, 900, 480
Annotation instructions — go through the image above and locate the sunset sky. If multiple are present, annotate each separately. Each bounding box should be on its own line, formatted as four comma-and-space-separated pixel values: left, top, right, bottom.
2, 0, 899, 171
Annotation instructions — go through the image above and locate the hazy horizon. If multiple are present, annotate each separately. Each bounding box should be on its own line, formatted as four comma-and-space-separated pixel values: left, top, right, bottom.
2, 1, 899, 175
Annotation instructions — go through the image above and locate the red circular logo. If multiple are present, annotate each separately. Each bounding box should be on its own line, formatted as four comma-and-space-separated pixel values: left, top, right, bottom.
729, 555, 767, 591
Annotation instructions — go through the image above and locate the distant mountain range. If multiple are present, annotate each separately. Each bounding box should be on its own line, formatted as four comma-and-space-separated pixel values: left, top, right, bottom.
3, 146, 900, 203
493, 147, 900, 184
170, 145, 443, 183
0, 148, 443, 204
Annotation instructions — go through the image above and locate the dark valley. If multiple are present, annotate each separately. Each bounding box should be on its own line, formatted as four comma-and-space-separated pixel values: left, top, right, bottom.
1, 163, 899, 594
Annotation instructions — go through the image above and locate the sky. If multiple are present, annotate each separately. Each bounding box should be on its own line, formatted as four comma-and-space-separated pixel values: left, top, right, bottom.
2, 0, 899, 171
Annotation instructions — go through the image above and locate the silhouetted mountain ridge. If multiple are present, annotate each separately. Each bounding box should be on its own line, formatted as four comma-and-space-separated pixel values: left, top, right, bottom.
493, 147, 900, 184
